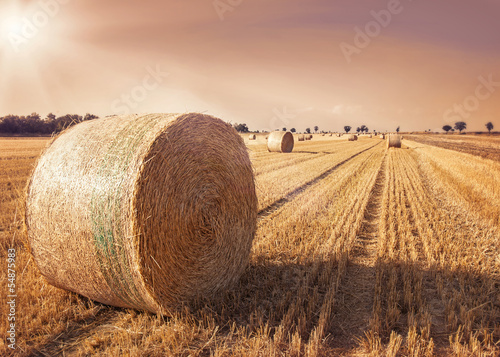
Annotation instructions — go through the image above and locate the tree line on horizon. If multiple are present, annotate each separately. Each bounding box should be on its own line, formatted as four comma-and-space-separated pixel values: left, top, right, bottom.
0, 113, 99, 135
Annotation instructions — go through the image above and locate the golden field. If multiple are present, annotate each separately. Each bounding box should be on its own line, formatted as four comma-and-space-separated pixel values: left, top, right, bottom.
0, 134, 499, 356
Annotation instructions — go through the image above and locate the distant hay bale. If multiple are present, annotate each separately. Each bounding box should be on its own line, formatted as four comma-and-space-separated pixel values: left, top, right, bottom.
306, 134, 313, 140
26, 113, 257, 314
379, 134, 385, 140
387, 134, 402, 148
248, 134, 256, 140
329, 133, 333, 137
337, 133, 342, 137
298, 134, 305, 141
347, 134, 358, 141
267, 131, 294, 153
321, 133, 325, 136
368, 134, 372, 138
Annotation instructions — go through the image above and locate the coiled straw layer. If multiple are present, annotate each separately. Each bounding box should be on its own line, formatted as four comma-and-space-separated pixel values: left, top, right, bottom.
267, 131, 294, 153
26, 113, 257, 314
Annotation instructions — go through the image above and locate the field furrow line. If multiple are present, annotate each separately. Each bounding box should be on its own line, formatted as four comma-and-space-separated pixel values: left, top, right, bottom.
257, 142, 381, 218
327, 150, 388, 347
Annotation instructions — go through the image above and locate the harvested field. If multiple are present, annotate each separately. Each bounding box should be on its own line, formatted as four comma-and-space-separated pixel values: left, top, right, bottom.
0, 135, 499, 356
405, 134, 500, 161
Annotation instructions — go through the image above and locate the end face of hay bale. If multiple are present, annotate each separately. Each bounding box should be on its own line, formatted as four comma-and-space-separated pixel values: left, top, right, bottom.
298, 134, 305, 141
267, 131, 294, 153
248, 134, 256, 140
387, 134, 402, 148
26, 113, 257, 314
347, 134, 358, 141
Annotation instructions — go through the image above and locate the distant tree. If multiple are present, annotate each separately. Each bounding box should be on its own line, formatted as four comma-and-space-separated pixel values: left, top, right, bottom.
360, 125, 368, 133
443, 125, 452, 134
486, 122, 494, 134
344, 126, 351, 133
454, 121, 467, 133
46, 113, 56, 121
233, 123, 249, 133
84, 113, 99, 121
305, 127, 311, 134
314, 126, 319, 133
282, 127, 286, 131
290, 128, 296, 133
356, 127, 361, 134
396, 126, 400, 133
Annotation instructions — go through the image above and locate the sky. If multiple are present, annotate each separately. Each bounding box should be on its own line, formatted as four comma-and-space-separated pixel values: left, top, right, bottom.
0, 0, 499, 132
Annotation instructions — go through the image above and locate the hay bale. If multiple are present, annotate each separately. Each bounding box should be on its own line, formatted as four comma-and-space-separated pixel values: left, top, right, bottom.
329, 133, 333, 137
298, 134, 305, 141
248, 134, 256, 140
368, 134, 372, 138
267, 131, 294, 153
306, 134, 313, 140
26, 113, 257, 314
379, 134, 385, 140
347, 134, 358, 141
387, 134, 401, 148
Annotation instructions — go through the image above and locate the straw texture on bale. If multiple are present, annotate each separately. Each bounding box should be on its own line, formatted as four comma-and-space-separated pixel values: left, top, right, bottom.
298, 134, 305, 141
347, 134, 358, 141
248, 134, 256, 140
26, 113, 257, 314
267, 131, 294, 153
387, 134, 402, 148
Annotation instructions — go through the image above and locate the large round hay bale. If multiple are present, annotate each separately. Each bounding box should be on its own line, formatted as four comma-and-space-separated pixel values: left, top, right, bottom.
347, 134, 358, 141
248, 134, 256, 140
298, 134, 305, 141
387, 134, 401, 148
267, 131, 294, 153
26, 113, 257, 314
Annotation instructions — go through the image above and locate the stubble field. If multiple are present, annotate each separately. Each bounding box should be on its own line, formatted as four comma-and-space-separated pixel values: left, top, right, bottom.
0, 134, 499, 356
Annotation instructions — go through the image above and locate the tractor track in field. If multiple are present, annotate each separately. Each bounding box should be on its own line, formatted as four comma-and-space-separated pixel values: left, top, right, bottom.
330, 150, 388, 347
257, 142, 382, 219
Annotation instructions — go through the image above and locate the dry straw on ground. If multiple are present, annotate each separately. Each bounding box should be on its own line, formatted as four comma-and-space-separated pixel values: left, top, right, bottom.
387, 134, 402, 148
348, 134, 358, 141
26, 113, 258, 315
248, 134, 256, 140
267, 131, 294, 153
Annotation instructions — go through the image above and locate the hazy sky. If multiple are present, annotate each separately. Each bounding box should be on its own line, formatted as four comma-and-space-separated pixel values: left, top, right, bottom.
1, 0, 499, 132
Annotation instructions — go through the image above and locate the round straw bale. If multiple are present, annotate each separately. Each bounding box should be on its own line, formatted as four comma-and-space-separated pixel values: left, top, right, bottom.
298, 134, 305, 141
387, 134, 402, 148
248, 134, 256, 140
26, 113, 257, 314
379, 134, 385, 140
267, 131, 294, 153
329, 133, 332, 137
347, 134, 358, 141
368, 134, 372, 138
